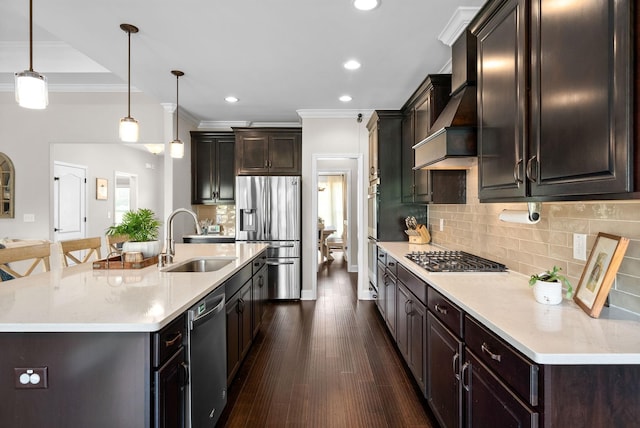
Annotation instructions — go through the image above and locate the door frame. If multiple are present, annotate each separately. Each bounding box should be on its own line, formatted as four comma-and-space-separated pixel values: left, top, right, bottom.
310, 153, 367, 300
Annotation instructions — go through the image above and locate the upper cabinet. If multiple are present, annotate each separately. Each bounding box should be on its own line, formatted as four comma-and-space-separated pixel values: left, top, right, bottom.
234, 128, 302, 176
472, 0, 634, 202
191, 131, 236, 205
401, 75, 466, 204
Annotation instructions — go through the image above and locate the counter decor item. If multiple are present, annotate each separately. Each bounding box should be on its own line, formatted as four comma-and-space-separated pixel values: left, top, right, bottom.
574, 232, 629, 318
529, 265, 571, 305
405, 224, 430, 244
106, 208, 162, 258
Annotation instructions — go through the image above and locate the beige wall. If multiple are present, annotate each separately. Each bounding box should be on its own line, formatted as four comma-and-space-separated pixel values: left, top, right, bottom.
428, 164, 640, 315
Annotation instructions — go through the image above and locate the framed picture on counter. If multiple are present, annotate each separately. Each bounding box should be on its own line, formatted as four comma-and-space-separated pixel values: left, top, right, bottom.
574, 232, 629, 318
96, 178, 108, 200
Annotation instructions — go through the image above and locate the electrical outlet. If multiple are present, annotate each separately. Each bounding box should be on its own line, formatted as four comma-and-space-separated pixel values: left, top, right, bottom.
439, 219, 444, 232
574, 233, 587, 261
14, 367, 48, 389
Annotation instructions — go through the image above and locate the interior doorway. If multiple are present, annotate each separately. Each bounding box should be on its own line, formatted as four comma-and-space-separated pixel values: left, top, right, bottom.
317, 172, 349, 270
311, 154, 367, 300
53, 161, 87, 243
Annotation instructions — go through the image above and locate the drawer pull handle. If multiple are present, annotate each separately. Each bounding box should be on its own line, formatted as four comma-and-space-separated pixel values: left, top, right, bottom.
481, 342, 502, 362
165, 332, 183, 348
388, 262, 395, 267
434, 304, 448, 315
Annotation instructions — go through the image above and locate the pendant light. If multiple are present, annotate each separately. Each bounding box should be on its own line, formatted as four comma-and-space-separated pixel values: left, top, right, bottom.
170, 70, 185, 159
14, 0, 48, 109
119, 23, 139, 143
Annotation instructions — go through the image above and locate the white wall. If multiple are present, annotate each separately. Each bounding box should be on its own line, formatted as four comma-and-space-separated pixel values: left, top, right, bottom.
301, 115, 370, 299
0, 91, 193, 248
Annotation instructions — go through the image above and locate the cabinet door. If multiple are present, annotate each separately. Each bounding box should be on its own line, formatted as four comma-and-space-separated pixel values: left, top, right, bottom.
153, 347, 186, 428
239, 282, 253, 361
376, 262, 386, 318
216, 137, 236, 202
475, 0, 528, 201
192, 137, 214, 203
396, 283, 410, 360
237, 135, 269, 175
385, 271, 397, 338
226, 298, 241, 384
268, 133, 301, 174
528, 0, 632, 197
401, 111, 417, 203
427, 312, 463, 428
408, 298, 426, 394
464, 351, 538, 428
252, 264, 267, 337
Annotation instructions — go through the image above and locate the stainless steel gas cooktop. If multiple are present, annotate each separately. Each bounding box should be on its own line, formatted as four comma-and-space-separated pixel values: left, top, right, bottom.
405, 251, 508, 273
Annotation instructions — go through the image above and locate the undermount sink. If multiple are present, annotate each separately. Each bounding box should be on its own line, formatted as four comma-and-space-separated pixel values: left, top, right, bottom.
162, 257, 235, 273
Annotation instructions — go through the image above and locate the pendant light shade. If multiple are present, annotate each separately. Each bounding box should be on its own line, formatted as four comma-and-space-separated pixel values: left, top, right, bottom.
170, 70, 185, 159
15, 0, 48, 109
119, 23, 139, 142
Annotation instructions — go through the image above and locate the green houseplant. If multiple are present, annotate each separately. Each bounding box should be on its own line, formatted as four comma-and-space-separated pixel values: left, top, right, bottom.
106, 208, 162, 257
529, 265, 572, 304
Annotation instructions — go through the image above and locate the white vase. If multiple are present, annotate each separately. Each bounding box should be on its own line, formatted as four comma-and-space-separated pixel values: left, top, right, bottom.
122, 241, 161, 259
533, 280, 563, 305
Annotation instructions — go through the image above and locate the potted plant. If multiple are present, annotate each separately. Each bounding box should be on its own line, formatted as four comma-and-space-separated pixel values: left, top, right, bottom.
529, 265, 572, 305
106, 208, 162, 258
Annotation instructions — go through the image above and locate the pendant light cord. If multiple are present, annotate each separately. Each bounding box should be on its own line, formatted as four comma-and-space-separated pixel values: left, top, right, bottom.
127, 29, 131, 118
175, 73, 179, 139
29, 0, 33, 72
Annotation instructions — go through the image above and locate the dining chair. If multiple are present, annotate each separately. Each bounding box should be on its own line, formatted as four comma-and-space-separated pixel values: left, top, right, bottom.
59, 237, 102, 267
0, 242, 51, 281
327, 220, 348, 261
107, 234, 128, 254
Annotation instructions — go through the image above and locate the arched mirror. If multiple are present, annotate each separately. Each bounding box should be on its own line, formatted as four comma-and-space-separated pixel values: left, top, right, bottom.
0, 153, 14, 219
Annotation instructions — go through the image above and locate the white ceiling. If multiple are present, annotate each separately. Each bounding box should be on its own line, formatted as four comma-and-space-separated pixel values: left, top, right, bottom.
0, 0, 486, 125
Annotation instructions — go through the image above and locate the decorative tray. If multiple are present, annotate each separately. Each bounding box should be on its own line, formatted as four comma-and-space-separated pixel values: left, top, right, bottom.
92, 255, 158, 270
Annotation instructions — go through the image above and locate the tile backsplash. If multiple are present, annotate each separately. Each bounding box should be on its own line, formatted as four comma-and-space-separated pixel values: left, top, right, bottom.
194, 204, 236, 236
428, 165, 640, 315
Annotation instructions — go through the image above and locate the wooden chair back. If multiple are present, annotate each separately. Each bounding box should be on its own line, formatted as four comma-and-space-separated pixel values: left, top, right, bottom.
107, 234, 128, 254
59, 237, 102, 267
0, 243, 51, 280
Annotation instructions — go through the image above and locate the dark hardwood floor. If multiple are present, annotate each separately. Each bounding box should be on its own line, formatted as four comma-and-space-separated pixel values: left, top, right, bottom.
218, 254, 437, 427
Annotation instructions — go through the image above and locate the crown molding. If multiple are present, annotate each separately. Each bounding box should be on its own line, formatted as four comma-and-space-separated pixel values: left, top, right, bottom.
438, 6, 481, 46
296, 109, 374, 120
197, 120, 301, 129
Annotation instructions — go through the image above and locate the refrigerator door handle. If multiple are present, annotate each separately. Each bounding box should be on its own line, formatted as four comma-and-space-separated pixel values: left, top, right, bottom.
268, 244, 295, 248
266, 260, 295, 266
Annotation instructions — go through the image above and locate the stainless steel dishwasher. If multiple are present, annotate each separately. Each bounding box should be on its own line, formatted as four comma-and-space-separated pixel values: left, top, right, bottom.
186, 285, 227, 428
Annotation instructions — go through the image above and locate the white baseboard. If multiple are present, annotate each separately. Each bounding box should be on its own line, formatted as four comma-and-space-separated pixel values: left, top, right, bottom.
300, 289, 315, 300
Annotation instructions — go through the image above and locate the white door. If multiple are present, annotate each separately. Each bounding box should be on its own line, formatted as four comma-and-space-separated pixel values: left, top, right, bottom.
53, 162, 87, 243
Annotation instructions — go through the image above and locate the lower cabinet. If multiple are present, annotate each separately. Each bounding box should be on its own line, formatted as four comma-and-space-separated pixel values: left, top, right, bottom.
252, 257, 268, 337
427, 312, 463, 428
383, 267, 397, 338
396, 282, 427, 393
376, 260, 387, 318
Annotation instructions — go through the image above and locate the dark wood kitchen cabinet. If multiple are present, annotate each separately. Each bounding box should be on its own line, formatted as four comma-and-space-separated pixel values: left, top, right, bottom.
234, 127, 301, 176
251, 255, 267, 337
191, 131, 235, 204
396, 282, 427, 393
472, 0, 634, 202
401, 74, 466, 204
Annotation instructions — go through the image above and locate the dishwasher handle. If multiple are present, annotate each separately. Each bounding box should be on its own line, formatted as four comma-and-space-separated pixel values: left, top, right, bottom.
190, 295, 225, 330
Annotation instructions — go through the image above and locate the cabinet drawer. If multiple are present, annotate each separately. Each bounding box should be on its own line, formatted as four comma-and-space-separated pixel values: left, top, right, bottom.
225, 263, 253, 299
397, 263, 427, 305
251, 252, 267, 275
465, 315, 539, 407
386, 256, 398, 278
152, 313, 186, 368
427, 287, 463, 338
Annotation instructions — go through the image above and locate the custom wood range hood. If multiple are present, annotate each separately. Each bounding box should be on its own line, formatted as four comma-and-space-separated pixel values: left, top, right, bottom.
414, 30, 478, 170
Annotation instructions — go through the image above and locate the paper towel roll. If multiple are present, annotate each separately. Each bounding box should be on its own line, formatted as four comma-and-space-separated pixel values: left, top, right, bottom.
498, 209, 540, 224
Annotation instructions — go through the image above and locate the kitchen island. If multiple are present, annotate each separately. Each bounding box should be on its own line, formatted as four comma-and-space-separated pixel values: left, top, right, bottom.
378, 241, 640, 427
0, 242, 267, 428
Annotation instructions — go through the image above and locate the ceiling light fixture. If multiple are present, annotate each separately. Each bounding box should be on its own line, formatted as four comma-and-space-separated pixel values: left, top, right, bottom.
119, 23, 139, 143
343, 60, 361, 70
170, 70, 185, 159
339, 95, 353, 102
353, 0, 380, 11
14, 0, 48, 109
225, 96, 239, 103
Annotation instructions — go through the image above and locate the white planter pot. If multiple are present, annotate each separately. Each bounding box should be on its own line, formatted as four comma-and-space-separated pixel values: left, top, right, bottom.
532, 280, 563, 305
122, 241, 161, 259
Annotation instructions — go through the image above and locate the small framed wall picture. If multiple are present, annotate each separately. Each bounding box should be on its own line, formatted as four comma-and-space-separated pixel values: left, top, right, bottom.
96, 178, 108, 200
574, 232, 629, 318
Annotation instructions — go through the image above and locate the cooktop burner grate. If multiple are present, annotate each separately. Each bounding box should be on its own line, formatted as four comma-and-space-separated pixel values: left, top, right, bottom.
405, 251, 508, 273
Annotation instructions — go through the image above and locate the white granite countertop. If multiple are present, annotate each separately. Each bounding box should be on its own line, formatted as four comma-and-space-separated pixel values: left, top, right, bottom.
0, 243, 267, 333
378, 242, 640, 365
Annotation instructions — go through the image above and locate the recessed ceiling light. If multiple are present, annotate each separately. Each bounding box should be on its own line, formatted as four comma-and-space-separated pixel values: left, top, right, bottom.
344, 60, 361, 70
339, 95, 353, 102
353, 0, 380, 11
225, 96, 239, 103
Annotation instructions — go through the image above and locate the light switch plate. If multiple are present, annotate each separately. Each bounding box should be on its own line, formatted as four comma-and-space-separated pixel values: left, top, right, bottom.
574, 233, 587, 261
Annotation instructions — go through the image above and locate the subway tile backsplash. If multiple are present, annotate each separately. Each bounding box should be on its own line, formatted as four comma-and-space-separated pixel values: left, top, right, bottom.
428, 166, 640, 316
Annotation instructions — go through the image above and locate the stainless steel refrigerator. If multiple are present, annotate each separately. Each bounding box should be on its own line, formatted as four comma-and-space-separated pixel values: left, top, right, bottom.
236, 176, 301, 299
